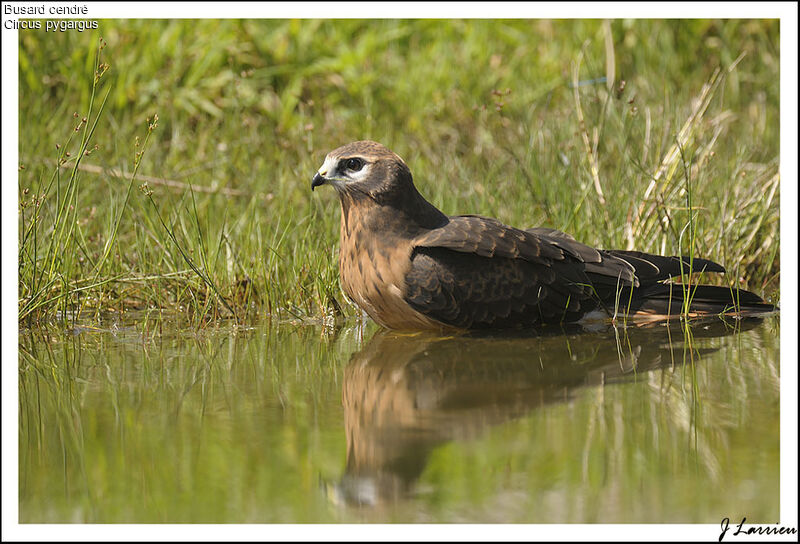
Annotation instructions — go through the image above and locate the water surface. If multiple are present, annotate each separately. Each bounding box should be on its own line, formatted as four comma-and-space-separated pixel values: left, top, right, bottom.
19, 316, 780, 523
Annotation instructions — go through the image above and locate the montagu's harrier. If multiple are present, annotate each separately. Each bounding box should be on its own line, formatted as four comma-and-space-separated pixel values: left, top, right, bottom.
311, 141, 775, 330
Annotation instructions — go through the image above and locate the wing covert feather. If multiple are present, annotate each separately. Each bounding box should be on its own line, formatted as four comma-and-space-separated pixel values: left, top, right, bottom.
414, 216, 637, 285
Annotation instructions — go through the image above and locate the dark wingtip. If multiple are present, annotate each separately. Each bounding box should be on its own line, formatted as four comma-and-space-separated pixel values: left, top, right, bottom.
680, 257, 725, 275
696, 259, 726, 274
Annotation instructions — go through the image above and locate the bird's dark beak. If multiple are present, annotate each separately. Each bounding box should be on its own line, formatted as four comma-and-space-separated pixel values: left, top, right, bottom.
311, 173, 326, 191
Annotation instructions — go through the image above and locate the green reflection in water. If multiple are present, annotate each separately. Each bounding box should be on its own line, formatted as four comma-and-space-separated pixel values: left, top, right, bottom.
19, 317, 779, 523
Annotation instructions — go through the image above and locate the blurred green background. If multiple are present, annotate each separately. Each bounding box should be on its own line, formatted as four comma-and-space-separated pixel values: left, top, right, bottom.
17, 19, 780, 323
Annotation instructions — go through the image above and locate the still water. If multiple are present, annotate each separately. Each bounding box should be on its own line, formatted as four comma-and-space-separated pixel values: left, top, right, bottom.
19, 315, 779, 523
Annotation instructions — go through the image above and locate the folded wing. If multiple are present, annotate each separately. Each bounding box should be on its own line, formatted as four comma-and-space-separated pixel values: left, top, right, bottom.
405, 216, 635, 328
404, 216, 753, 329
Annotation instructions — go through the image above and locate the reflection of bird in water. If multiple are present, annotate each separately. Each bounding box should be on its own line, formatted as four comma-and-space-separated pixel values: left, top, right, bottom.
328, 319, 764, 508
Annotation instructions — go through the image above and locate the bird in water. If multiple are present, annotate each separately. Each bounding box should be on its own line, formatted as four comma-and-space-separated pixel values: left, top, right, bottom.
311, 141, 775, 331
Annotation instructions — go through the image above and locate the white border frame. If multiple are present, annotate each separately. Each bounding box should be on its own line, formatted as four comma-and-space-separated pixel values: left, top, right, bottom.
3, 2, 797, 541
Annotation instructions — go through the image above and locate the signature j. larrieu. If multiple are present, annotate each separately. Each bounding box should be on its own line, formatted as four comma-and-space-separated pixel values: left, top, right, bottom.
719, 517, 797, 541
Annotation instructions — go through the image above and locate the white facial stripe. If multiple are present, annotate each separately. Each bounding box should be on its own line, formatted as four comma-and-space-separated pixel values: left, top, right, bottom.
345, 164, 371, 183
317, 155, 371, 184
318, 156, 338, 178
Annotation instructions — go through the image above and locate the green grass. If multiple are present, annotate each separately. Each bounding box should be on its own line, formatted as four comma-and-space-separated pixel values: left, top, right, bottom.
17, 19, 780, 325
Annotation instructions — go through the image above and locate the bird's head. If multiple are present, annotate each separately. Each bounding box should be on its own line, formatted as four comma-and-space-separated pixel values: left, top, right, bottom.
311, 141, 414, 201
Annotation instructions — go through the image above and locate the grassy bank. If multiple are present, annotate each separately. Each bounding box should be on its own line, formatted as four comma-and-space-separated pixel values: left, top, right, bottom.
17, 19, 780, 325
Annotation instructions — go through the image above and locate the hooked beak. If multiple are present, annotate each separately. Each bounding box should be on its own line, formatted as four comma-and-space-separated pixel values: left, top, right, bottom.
311, 172, 326, 191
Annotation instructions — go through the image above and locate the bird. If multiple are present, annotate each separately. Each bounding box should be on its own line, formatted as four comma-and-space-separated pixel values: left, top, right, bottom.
311, 140, 775, 331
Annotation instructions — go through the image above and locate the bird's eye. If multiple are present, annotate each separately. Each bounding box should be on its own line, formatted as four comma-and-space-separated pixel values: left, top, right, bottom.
344, 158, 364, 172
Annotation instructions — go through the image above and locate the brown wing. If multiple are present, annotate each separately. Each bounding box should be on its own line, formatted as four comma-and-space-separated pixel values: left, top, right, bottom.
404, 216, 637, 329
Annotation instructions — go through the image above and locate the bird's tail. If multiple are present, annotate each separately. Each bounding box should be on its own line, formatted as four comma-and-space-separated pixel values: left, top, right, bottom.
597, 250, 776, 319
625, 283, 776, 320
